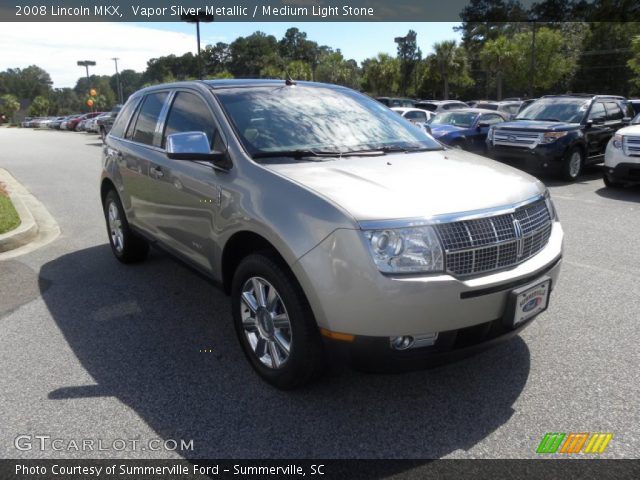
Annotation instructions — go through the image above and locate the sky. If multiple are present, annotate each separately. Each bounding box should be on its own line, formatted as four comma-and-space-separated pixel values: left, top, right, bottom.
0, 22, 461, 88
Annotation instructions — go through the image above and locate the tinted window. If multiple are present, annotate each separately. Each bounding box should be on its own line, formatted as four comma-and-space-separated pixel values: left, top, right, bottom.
604, 102, 623, 121
588, 102, 606, 122
215, 86, 442, 157
108, 98, 139, 138
431, 111, 477, 128
518, 98, 589, 123
163, 91, 221, 149
476, 103, 498, 110
416, 103, 437, 112
131, 92, 168, 146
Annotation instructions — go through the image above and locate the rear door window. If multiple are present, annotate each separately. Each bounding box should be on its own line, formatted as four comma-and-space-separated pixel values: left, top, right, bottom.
404, 110, 427, 121
588, 102, 606, 122
130, 92, 169, 146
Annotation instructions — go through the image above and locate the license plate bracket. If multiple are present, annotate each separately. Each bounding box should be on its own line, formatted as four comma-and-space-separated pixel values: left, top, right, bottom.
503, 276, 551, 329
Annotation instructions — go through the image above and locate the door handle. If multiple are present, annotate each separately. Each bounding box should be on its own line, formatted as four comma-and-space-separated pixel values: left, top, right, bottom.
150, 166, 164, 178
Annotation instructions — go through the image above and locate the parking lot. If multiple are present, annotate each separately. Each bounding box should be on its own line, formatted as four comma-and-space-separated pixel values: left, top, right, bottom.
1, 127, 639, 459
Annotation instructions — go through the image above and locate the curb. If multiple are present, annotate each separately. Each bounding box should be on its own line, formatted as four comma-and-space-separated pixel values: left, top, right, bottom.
0, 193, 39, 252
0, 168, 60, 259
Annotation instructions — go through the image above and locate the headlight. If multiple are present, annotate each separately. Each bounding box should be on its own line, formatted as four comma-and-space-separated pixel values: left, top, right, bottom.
544, 190, 559, 221
541, 131, 569, 143
487, 127, 495, 141
612, 134, 623, 149
363, 226, 444, 273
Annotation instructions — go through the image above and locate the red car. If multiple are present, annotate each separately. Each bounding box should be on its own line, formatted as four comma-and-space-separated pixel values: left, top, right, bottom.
68, 112, 103, 131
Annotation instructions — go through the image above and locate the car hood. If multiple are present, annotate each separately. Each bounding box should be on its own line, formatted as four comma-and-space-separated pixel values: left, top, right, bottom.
495, 120, 580, 132
616, 124, 640, 136
429, 124, 464, 137
264, 150, 545, 222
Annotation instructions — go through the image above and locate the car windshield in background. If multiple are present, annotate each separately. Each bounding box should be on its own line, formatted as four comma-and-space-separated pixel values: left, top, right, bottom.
516, 99, 589, 123
214, 85, 442, 159
429, 111, 477, 128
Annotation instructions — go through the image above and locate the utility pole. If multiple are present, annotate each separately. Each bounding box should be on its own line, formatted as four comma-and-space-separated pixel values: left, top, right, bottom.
111, 57, 124, 104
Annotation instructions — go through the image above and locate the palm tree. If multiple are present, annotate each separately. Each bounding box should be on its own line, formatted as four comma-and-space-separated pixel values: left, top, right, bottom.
431, 40, 466, 99
480, 37, 516, 100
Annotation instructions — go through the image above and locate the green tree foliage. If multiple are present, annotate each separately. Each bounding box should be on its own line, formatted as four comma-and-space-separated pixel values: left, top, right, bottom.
361, 54, 400, 96
0, 65, 52, 100
426, 40, 472, 99
0, 94, 20, 122
74, 75, 117, 111
28, 95, 49, 116
49, 88, 82, 115
315, 51, 359, 89
203, 42, 231, 76
480, 36, 516, 99
228, 32, 282, 77
110, 69, 143, 102
628, 35, 640, 94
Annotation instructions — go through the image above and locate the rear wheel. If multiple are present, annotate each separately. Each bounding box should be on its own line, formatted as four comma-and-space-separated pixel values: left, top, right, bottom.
100, 126, 107, 143
561, 147, 583, 181
231, 253, 325, 389
103, 190, 149, 263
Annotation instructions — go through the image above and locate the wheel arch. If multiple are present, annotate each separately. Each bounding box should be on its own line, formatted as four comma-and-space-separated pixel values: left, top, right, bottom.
221, 231, 291, 295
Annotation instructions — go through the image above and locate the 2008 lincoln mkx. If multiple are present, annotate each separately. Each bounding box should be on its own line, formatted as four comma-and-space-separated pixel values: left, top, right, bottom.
100, 79, 563, 388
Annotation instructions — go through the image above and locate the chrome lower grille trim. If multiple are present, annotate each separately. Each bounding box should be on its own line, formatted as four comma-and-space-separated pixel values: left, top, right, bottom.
435, 200, 552, 276
623, 136, 640, 157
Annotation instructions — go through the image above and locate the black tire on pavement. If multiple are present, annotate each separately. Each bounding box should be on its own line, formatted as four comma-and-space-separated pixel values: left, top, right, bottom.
561, 147, 584, 182
231, 253, 325, 389
103, 190, 149, 264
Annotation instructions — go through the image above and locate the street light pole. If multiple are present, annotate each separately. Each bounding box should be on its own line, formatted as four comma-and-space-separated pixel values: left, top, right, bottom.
111, 57, 124, 104
181, 13, 214, 80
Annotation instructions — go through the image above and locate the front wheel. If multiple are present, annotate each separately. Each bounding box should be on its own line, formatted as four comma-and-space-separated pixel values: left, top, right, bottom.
561, 147, 583, 181
231, 254, 325, 389
103, 190, 149, 263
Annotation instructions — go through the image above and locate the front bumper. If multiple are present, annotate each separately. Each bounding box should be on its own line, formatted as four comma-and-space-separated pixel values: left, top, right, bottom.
604, 162, 640, 184
292, 222, 563, 338
487, 142, 565, 173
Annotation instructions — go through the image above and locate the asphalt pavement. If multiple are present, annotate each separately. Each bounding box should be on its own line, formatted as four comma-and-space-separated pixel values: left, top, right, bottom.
0, 127, 638, 461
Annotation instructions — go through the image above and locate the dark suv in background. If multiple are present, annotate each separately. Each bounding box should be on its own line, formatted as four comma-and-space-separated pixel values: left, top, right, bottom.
486, 95, 634, 180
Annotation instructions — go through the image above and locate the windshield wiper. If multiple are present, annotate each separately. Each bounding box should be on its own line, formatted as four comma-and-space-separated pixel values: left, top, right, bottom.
533, 118, 561, 122
345, 145, 441, 154
252, 148, 391, 160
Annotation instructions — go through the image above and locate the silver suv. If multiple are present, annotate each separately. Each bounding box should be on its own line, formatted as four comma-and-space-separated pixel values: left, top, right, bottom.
100, 80, 564, 388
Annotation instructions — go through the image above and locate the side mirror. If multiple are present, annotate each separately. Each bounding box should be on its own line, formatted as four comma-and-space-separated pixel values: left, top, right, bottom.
477, 122, 490, 129
166, 132, 232, 169
622, 116, 632, 125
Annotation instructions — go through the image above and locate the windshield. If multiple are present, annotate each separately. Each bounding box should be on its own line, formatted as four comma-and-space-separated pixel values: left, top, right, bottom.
429, 111, 477, 128
516, 98, 589, 123
215, 85, 442, 158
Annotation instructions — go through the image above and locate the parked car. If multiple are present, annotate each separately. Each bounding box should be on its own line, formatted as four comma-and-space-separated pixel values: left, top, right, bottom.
603, 120, 640, 188
427, 108, 508, 153
20, 117, 33, 128
627, 99, 640, 116
486, 94, 634, 181
518, 98, 538, 114
98, 105, 122, 142
86, 113, 110, 133
61, 114, 82, 130
101, 80, 563, 388
473, 101, 522, 119
69, 112, 102, 131
48, 117, 67, 129
375, 96, 415, 108
414, 100, 469, 113
391, 107, 435, 125
32, 117, 55, 128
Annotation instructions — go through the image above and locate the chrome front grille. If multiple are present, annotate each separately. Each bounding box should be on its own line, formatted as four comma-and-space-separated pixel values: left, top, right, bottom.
493, 130, 542, 148
435, 200, 552, 276
623, 136, 640, 157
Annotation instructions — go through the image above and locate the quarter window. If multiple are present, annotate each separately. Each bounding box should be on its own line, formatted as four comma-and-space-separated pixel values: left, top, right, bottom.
162, 91, 222, 150
131, 92, 168, 146
479, 114, 504, 125
109, 98, 140, 139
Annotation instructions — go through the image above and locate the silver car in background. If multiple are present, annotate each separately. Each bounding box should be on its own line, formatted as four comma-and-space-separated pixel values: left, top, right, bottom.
100, 80, 563, 388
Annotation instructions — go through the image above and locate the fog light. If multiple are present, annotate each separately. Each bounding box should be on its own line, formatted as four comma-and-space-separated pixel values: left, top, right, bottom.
390, 336, 414, 350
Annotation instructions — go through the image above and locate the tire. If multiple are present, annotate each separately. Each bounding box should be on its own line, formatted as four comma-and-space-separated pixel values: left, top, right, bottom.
450, 140, 466, 150
561, 147, 583, 181
100, 127, 107, 143
103, 190, 149, 263
231, 253, 325, 389
603, 173, 623, 189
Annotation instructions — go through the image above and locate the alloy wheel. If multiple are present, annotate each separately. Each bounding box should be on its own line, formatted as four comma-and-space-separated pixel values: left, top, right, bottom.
240, 277, 292, 369
107, 201, 124, 253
